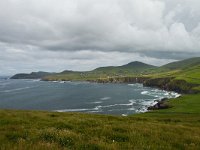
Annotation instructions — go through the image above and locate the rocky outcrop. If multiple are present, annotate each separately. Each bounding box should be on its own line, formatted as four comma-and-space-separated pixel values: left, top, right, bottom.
143, 78, 199, 94
147, 98, 171, 110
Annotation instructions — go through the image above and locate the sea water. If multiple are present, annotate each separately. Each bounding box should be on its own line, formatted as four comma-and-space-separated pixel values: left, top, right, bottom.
0, 79, 180, 116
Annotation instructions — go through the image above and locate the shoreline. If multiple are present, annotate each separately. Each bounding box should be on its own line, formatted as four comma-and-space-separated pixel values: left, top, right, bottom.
1, 78, 182, 116
41, 77, 183, 111
42, 75, 199, 94
43, 79, 182, 112
42, 79, 183, 114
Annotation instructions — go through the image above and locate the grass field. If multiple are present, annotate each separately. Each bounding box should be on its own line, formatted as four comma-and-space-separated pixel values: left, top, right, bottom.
0, 94, 200, 150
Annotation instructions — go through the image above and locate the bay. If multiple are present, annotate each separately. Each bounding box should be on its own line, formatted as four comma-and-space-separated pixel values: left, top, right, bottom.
0, 79, 179, 116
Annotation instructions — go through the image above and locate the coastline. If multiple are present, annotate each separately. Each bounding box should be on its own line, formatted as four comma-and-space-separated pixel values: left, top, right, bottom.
41, 78, 183, 114
1, 79, 200, 149
42, 75, 199, 94
2, 78, 182, 115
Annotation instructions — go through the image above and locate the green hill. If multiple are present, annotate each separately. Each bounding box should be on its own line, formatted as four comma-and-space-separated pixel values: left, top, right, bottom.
43, 57, 200, 82
42, 61, 156, 81
11, 71, 54, 79
95, 61, 156, 71
11, 58, 200, 91
93, 61, 156, 75
160, 57, 200, 70
11, 62, 155, 80
91, 57, 200, 94
147, 58, 200, 88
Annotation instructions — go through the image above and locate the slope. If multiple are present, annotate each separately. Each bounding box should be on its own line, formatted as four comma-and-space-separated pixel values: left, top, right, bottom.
43, 61, 156, 81
160, 57, 200, 70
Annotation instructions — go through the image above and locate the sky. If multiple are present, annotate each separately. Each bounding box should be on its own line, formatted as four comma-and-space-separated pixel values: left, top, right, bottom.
0, 0, 200, 75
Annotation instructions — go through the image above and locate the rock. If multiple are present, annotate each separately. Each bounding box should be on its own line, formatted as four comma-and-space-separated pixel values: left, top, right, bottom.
147, 99, 170, 110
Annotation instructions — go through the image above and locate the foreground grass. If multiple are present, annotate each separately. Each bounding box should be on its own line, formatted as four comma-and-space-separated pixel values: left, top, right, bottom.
0, 94, 200, 150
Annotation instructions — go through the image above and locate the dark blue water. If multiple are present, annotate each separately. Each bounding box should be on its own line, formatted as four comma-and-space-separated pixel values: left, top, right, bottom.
0, 79, 179, 116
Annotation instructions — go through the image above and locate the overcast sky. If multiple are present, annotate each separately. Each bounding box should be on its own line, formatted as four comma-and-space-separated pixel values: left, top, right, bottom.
0, 0, 200, 75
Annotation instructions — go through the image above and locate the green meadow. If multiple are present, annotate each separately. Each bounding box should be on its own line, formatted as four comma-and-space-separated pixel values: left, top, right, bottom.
0, 94, 200, 150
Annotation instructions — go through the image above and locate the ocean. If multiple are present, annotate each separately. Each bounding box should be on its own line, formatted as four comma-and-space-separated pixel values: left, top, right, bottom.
0, 78, 180, 116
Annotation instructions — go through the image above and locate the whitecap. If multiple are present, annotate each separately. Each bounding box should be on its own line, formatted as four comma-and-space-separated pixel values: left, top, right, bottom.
141, 100, 157, 106
26, 79, 40, 82
164, 92, 169, 96
94, 106, 102, 110
87, 110, 101, 113
100, 97, 111, 100
0, 86, 35, 93
91, 101, 102, 104
174, 93, 181, 98
141, 91, 148, 95
95, 101, 135, 109
128, 83, 143, 88
55, 108, 89, 112
127, 107, 135, 111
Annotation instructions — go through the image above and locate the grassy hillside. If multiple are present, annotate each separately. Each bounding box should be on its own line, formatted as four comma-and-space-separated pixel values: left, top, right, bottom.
0, 94, 200, 149
41, 61, 156, 81
11, 58, 200, 88
160, 57, 200, 70
41, 58, 200, 94
173, 65, 200, 84
42, 57, 200, 82
94, 61, 156, 74
141, 58, 200, 93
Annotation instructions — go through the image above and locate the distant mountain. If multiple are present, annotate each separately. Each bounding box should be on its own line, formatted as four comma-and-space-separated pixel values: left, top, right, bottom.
160, 57, 200, 70
121, 61, 156, 69
41, 61, 157, 81
11, 57, 200, 81
11, 71, 54, 79
94, 61, 156, 74
10, 57, 200, 94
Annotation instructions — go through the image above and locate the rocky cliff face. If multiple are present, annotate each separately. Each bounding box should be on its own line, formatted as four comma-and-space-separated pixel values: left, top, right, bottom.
143, 78, 199, 94
93, 76, 199, 94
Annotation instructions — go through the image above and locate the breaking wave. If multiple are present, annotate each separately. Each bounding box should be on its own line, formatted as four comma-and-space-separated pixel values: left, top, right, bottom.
0, 86, 36, 93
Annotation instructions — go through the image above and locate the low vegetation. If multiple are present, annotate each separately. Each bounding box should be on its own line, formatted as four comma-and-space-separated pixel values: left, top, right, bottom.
0, 94, 200, 149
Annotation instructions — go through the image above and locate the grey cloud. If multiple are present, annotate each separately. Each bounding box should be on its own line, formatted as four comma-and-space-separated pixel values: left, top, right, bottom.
0, 0, 200, 75
139, 51, 200, 60
0, 43, 176, 75
0, 0, 200, 53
